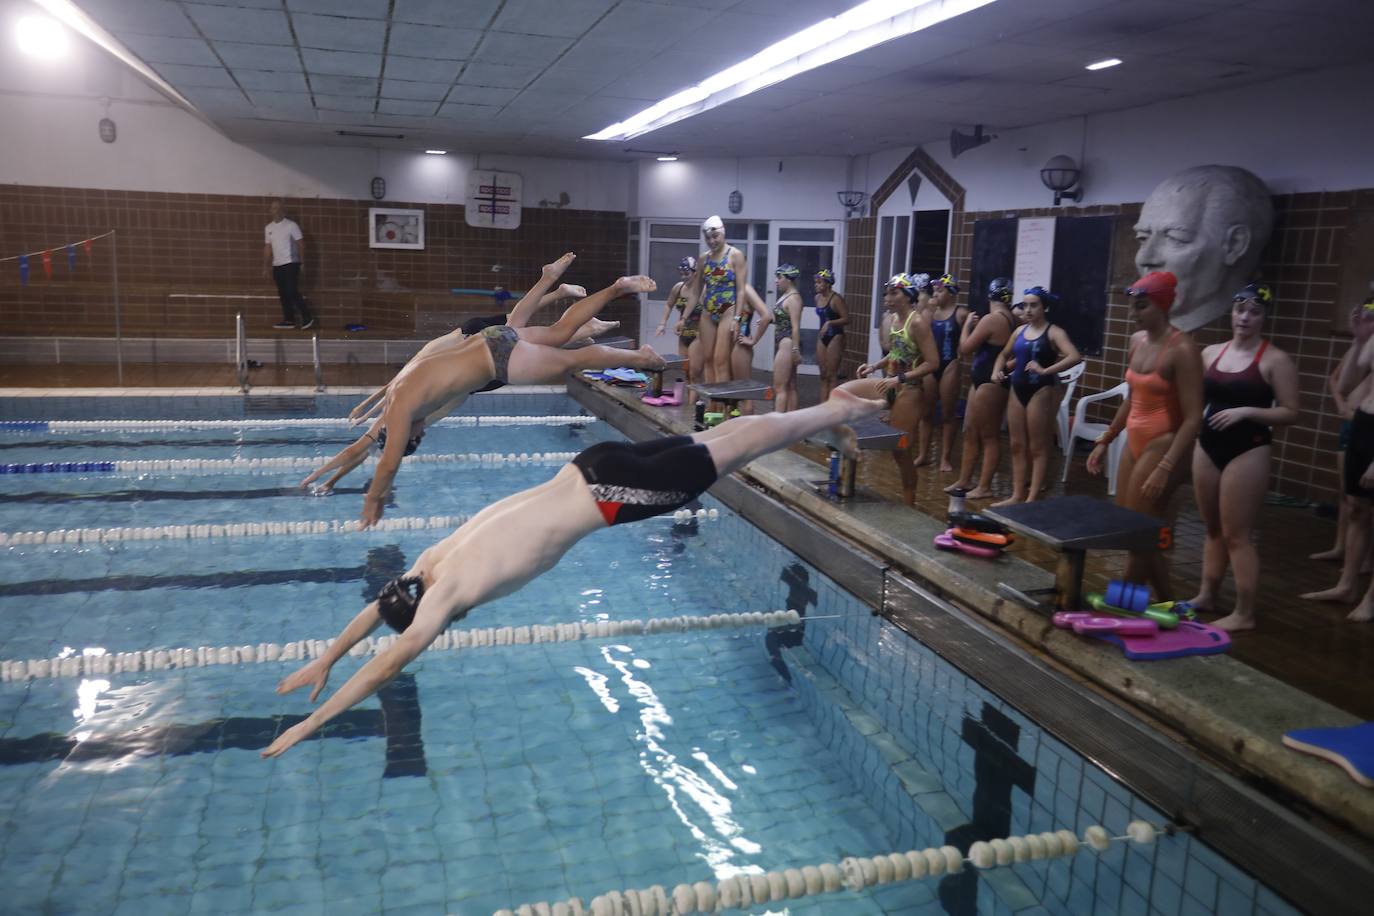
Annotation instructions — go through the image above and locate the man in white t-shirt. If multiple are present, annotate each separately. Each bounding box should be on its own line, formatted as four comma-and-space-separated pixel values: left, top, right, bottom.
263, 199, 315, 330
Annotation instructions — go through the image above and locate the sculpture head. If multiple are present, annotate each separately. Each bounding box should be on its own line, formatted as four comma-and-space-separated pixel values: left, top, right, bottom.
1133, 165, 1273, 332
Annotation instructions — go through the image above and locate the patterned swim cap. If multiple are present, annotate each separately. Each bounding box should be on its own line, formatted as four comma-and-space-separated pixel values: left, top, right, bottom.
931, 273, 960, 294
679, 256, 697, 271
814, 268, 836, 285
885, 273, 919, 299
1232, 281, 1273, 306
775, 263, 800, 279
988, 277, 1013, 303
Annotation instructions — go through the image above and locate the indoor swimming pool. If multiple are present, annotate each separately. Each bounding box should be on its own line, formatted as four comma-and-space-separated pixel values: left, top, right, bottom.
0, 391, 1299, 916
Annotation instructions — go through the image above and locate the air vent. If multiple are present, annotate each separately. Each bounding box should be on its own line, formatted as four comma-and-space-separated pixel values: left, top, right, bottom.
336, 130, 405, 140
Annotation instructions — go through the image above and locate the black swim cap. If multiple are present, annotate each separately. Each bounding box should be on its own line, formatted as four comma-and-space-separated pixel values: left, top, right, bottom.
988, 277, 1013, 303
376, 575, 426, 632
1232, 281, 1274, 307
375, 428, 423, 457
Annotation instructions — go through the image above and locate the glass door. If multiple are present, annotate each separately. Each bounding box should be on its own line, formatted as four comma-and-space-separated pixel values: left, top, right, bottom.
766, 222, 843, 375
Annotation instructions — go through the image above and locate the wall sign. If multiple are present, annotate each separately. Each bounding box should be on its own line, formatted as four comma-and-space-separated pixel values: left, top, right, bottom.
465, 170, 522, 230
369, 208, 424, 250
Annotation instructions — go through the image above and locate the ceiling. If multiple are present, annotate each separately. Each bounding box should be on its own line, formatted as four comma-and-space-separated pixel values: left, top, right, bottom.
67, 0, 1374, 159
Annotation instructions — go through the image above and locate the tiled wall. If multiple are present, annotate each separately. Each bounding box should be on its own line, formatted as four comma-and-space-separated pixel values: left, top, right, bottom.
947, 190, 1371, 503
0, 185, 636, 342
783, 582, 1299, 916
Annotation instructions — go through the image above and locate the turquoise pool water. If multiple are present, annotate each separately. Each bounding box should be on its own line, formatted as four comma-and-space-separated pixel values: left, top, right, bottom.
0, 393, 1298, 916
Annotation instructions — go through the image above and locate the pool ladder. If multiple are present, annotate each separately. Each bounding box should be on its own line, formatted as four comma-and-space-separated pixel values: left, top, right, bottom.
234, 312, 325, 392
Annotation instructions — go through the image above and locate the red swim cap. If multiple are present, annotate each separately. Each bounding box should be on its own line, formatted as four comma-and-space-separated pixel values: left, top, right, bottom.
1125, 271, 1177, 312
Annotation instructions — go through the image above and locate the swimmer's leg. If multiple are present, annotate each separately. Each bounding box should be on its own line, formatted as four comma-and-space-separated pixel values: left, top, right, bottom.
517, 276, 655, 348
505, 252, 576, 328
695, 387, 884, 476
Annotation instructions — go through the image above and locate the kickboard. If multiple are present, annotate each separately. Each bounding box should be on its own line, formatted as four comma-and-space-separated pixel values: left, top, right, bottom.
1090, 619, 1231, 660
934, 531, 1000, 558
1282, 722, 1374, 788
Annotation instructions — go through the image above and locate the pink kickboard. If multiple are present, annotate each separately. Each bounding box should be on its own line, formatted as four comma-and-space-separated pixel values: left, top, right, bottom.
934, 531, 1000, 558
1094, 619, 1231, 660
1052, 612, 1157, 638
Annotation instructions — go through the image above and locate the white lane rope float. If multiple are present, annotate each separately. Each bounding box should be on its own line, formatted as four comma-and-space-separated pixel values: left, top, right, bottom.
0, 415, 596, 434
0, 451, 582, 476
0, 508, 718, 547
0, 610, 801, 683
492, 822, 1166, 916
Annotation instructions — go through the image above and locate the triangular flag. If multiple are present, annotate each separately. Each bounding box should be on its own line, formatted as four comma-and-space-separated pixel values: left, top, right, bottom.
83, 238, 92, 258
41, 250, 52, 279
66, 244, 76, 273
18, 255, 28, 286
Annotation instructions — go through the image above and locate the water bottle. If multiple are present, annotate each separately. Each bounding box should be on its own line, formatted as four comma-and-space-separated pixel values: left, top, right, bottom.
948, 486, 968, 516
694, 399, 706, 426
827, 450, 841, 497
673, 377, 686, 402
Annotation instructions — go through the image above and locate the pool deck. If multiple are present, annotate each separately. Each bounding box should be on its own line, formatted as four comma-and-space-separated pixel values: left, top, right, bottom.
569, 376, 1374, 855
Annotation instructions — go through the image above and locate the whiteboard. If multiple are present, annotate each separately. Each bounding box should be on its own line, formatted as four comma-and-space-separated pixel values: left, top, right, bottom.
1013, 217, 1056, 297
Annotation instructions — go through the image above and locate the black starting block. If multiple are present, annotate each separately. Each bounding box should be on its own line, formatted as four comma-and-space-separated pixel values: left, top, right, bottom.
985, 495, 1168, 613
809, 416, 909, 499
690, 379, 774, 403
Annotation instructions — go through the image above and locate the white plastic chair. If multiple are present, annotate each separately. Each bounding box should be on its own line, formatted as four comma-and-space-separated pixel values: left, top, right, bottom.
1061, 381, 1130, 496
1056, 362, 1087, 455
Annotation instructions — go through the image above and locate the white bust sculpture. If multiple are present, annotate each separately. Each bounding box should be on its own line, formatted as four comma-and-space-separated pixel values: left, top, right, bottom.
1133, 165, 1274, 332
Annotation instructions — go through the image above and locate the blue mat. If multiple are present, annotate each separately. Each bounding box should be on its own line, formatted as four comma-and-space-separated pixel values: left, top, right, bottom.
1282, 722, 1374, 787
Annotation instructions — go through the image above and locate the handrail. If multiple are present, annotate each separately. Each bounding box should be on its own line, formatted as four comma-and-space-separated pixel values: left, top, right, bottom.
235, 312, 249, 393
312, 333, 324, 392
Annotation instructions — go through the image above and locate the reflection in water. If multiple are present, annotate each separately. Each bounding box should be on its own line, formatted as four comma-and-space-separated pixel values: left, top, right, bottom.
595, 643, 765, 879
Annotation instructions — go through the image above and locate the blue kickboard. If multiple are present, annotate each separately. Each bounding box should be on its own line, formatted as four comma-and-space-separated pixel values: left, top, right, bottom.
1282, 722, 1374, 788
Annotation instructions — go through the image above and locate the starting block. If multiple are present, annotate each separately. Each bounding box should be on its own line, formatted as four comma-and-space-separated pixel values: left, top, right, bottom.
810, 416, 909, 499
690, 379, 774, 403
985, 495, 1169, 613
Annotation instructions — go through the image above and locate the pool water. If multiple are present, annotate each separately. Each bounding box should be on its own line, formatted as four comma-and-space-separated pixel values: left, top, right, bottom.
0, 394, 1299, 916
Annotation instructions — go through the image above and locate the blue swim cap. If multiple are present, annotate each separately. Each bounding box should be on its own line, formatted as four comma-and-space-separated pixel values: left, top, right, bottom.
814, 268, 836, 285
932, 273, 959, 294
1023, 285, 1059, 303
1232, 281, 1273, 306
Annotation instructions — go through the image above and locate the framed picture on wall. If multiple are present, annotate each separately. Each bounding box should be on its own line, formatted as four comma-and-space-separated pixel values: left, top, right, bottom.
368, 207, 425, 250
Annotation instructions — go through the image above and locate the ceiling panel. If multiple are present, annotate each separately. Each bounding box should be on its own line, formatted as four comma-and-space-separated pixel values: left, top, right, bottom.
292, 13, 387, 54
61, 0, 1367, 160
386, 23, 483, 61
489, 0, 617, 39
183, 3, 293, 45
213, 41, 302, 70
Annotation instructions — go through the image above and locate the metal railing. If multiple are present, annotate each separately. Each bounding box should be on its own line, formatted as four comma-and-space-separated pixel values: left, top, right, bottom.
235, 312, 248, 393
311, 334, 324, 391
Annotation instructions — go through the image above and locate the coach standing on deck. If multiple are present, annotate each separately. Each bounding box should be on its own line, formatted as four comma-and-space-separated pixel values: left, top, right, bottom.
263, 199, 315, 331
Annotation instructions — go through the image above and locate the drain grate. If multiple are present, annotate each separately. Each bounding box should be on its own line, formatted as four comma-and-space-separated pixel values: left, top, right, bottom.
242, 396, 317, 414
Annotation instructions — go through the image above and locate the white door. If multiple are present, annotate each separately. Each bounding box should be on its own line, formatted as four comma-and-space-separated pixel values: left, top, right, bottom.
765, 222, 845, 376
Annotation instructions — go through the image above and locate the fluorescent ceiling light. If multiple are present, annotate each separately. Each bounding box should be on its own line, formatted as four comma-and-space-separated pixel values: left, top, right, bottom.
656, 156, 679, 162
585, 0, 999, 142
16, 15, 68, 59
1085, 57, 1122, 70
424, 149, 447, 155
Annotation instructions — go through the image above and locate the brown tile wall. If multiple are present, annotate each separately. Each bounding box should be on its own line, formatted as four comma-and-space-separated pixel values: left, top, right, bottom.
0, 185, 635, 341
947, 189, 1374, 504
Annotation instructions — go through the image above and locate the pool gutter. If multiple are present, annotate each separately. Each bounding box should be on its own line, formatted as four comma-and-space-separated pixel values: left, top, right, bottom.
571, 376, 1374, 916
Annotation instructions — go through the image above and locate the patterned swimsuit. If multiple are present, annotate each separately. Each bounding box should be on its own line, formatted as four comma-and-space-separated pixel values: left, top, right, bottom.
701, 249, 738, 322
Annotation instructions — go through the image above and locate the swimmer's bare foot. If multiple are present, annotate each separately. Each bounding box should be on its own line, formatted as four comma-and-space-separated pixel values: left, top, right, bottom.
943, 480, 970, 494
939, 460, 955, 473
543, 252, 576, 280
827, 384, 886, 420
912, 454, 931, 468
626, 345, 666, 372
582, 317, 619, 336
615, 275, 656, 295
1211, 611, 1256, 631
1309, 546, 1343, 561
559, 283, 587, 300
990, 493, 1025, 508
1347, 602, 1374, 622
1301, 584, 1360, 602
965, 487, 995, 499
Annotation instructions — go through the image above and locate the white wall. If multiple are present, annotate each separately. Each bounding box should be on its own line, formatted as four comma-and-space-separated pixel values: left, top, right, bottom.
904, 63, 1374, 213
632, 156, 853, 221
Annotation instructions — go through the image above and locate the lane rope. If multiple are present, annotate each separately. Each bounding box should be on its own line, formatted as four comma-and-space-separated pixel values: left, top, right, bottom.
0, 507, 718, 547
0, 610, 801, 683
0, 451, 581, 476
493, 822, 1165, 916
0, 415, 596, 434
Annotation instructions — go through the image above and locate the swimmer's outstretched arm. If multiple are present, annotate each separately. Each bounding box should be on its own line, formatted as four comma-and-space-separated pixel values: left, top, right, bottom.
272, 600, 386, 703
262, 581, 462, 758
300, 418, 382, 490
